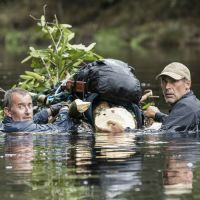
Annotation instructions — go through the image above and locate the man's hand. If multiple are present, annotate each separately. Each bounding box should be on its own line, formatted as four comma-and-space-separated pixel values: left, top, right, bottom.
50, 102, 68, 117
144, 106, 160, 119
96, 120, 124, 133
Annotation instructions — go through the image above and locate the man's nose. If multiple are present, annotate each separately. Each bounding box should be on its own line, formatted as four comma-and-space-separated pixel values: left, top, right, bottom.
25, 106, 31, 113
165, 81, 172, 89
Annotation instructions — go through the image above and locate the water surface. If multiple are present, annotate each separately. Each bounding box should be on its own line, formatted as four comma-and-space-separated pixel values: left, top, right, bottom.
1, 131, 200, 200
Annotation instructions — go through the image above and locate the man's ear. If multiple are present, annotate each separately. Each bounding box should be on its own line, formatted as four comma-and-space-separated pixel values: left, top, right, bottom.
4, 107, 11, 117
185, 80, 191, 90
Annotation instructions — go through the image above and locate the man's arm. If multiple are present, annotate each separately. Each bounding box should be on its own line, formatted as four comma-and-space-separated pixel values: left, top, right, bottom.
33, 102, 66, 124
144, 106, 168, 123
155, 112, 168, 123
33, 109, 49, 124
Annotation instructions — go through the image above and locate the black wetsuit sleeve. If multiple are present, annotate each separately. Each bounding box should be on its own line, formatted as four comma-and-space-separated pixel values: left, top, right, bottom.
155, 112, 168, 123
33, 109, 49, 124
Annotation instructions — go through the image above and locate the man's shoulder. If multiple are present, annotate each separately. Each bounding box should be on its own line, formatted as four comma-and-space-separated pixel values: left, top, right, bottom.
177, 92, 200, 111
184, 92, 200, 104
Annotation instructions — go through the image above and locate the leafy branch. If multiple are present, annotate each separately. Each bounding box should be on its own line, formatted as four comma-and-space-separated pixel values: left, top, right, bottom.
18, 14, 102, 93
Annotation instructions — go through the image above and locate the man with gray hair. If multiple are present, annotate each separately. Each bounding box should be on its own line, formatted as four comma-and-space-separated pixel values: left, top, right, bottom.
144, 62, 200, 132
2, 88, 74, 133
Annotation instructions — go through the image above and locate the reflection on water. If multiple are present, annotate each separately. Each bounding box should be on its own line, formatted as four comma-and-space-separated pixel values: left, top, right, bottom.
94, 132, 141, 199
1, 132, 200, 199
95, 131, 137, 160
5, 134, 33, 173
163, 158, 193, 195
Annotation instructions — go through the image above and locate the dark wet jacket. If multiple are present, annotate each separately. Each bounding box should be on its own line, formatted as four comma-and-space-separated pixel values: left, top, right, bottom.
155, 91, 200, 132
2, 108, 74, 133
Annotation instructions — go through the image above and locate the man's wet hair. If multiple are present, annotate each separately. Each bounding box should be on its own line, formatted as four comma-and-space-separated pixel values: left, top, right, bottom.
3, 88, 30, 108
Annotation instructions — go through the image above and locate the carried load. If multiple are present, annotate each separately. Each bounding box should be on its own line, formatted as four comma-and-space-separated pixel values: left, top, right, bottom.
32, 58, 144, 131
66, 58, 142, 106
63, 58, 144, 130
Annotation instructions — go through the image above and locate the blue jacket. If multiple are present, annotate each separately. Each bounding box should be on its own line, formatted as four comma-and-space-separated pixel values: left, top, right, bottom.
2, 107, 74, 133
155, 91, 200, 132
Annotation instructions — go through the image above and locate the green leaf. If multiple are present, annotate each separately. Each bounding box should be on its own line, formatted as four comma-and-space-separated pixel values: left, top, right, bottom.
62, 53, 69, 58
29, 46, 35, 51
70, 44, 87, 50
60, 24, 72, 28
85, 43, 96, 51
68, 32, 75, 41
41, 15, 45, 27
30, 49, 49, 59
142, 102, 154, 110
21, 55, 32, 63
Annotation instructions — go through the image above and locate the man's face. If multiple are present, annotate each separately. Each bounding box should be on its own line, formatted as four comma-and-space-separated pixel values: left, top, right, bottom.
161, 76, 191, 105
4, 92, 33, 121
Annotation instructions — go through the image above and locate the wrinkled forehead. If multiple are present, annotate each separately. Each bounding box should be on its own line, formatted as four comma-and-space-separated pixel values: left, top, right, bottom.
11, 91, 30, 98
11, 92, 32, 103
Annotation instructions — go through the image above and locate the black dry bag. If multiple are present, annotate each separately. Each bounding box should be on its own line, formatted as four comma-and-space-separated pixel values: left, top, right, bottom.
72, 58, 142, 105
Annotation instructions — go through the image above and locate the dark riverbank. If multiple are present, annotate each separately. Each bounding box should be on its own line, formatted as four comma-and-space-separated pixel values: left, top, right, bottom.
1, 0, 200, 55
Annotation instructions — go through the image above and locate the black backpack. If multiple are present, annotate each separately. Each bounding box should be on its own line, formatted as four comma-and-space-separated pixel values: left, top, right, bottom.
71, 58, 142, 105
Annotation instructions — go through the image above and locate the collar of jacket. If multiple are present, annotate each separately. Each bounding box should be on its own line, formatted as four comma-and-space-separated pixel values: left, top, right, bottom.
170, 90, 193, 108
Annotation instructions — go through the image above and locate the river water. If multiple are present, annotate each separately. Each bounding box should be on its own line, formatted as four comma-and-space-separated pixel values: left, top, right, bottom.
1, 45, 200, 199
